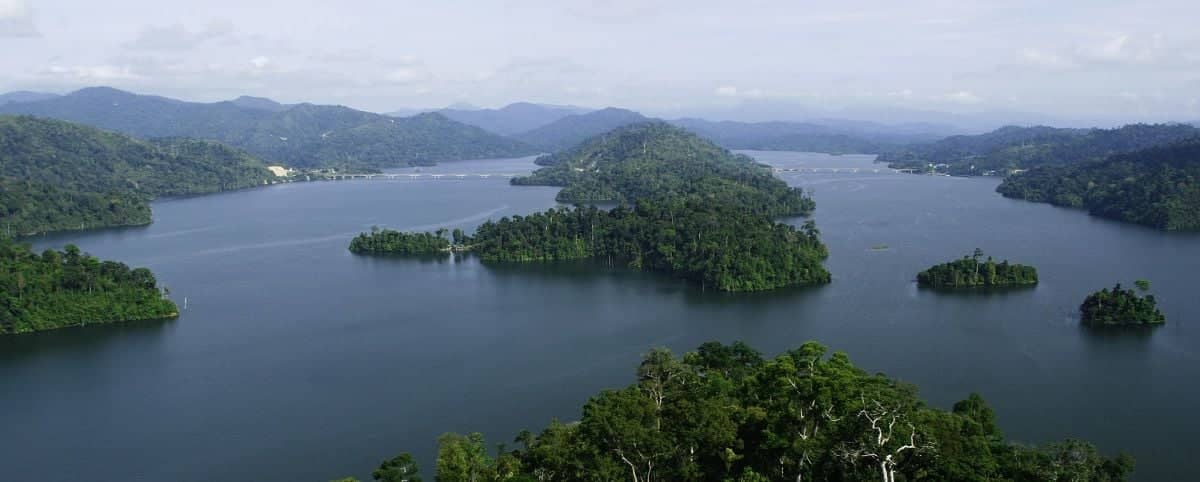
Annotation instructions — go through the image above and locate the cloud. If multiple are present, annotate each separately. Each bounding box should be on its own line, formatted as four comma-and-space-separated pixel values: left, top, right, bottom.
0, 0, 38, 37
126, 20, 236, 51
942, 91, 983, 104
250, 56, 270, 69
714, 86, 764, 98
41, 64, 142, 81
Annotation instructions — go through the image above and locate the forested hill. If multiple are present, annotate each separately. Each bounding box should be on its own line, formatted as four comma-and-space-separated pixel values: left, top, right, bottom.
513, 107, 650, 152
514, 122, 813, 217
358, 122, 830, 292
0, 115, 275, 235
997, 139, 1200, 230
0, 87, 538, 170
336, 341, 1133, 482
879, 123, 1200, 175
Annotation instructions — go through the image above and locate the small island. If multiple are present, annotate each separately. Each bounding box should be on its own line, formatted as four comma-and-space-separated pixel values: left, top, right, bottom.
916, 249, 1038, 288
348, 227, 463, 255
0, 240, 178, 335
1080, 284, 1166, 326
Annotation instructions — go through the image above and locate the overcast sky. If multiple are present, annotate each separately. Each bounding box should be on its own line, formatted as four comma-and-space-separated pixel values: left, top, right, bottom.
2, 0, 1198, 123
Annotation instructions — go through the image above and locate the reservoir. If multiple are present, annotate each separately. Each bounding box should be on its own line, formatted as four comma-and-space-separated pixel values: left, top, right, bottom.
2, 152, 1197, 481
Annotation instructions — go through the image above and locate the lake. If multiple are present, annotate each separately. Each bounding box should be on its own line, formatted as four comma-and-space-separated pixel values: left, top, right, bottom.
2, 152, 1197, 481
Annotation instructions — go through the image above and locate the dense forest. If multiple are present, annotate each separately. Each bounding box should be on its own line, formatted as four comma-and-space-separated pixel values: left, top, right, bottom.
0, 87, 538, 171
354, 123, 830, 292
1080, 284, 1166, 327
879, 124, 1200, 175
514, 122, 815, 217
997, 140, 1200, 230
470, 203, 830, 292
916, 250, 1038, 288
0, 239, 178, 335
0, 115, 276, 235
336, 341, 1133, 482
349, 227, 451, 255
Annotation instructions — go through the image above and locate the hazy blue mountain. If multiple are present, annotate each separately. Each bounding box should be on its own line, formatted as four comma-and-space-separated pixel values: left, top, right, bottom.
514, 107, 650, 152
0, 87, 537, 170
670, 118, 902, 153
0, 91, 60, 105
438, 102, 591, 136
229, 95, 289, 112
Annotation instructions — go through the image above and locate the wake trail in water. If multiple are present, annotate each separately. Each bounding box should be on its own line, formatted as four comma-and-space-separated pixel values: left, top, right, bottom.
145, 226, 216, 239
397, 204, 511, 232
157, 204, 513, 261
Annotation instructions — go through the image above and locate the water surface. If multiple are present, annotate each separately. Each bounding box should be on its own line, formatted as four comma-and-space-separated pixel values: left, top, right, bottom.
2, 153, 1196, 481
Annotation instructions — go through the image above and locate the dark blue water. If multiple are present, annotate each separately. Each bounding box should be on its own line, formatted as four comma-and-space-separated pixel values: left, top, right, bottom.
1, 153, 1196, 481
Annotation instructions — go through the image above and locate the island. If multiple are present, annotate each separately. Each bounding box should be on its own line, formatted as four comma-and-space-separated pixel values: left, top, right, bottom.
1080, 283, 1166, 326
333, 341, 1134, 482
0, 240, 178, 335
916, 249, 1038, 288
349, 227, 452, 255
348, 123, 832, 292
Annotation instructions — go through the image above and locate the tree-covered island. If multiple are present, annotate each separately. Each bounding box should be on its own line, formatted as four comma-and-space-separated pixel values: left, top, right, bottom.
0, 239, 178, 335
916, 249, 1038, 288
334, 341, 1134, 482
349, 227, 453, 255
348, 123, 831, 292
1080, 284, 1166, 327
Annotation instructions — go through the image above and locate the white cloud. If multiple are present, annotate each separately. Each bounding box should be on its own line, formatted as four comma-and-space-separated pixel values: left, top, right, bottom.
0, 0, 37, 37
942, 91, 983, 104
42, 64, 142, 81
715, 86, 739, 96
385, 67, 423, 83
126, 20, 236, 51
250, 56, 270, 69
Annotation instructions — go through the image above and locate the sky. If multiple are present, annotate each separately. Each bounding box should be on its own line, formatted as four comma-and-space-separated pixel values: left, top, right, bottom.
2, 0, 1199, 125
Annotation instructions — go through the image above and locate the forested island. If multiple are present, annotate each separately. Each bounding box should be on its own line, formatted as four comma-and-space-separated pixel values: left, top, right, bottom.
350, 123, 831, 292
514, 122, 815, 216
997, 140, 1200, 230
879, 124, 1199, 176
334, 341, 1133, 482
0, 115, 277, 235
348, 227, 453, 255
1080, 284, 1166, 327
0, 240, 177, 335
916, 250, 1038, 288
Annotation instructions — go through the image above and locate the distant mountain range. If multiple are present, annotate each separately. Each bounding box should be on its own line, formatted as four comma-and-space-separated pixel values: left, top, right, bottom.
398, 102, 951, 155
878, 123, 1200, 175
0, 87, 537, 170
0, 91, 59, 106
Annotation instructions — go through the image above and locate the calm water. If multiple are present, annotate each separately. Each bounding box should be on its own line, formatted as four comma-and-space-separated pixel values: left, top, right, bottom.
2, 153, 1197, 481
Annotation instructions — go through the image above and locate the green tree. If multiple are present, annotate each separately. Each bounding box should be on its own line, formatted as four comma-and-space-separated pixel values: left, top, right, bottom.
373, 452, 422, 482
436, 433, 492, 482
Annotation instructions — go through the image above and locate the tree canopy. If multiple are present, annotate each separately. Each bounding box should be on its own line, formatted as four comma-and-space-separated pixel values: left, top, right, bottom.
354, 341, 1134, 482
916, 250, 1038, 289
997, 139, 1200, 230
1080, 284, 1166, 327
0, 239, 178, 335
0, 115, 276, 235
